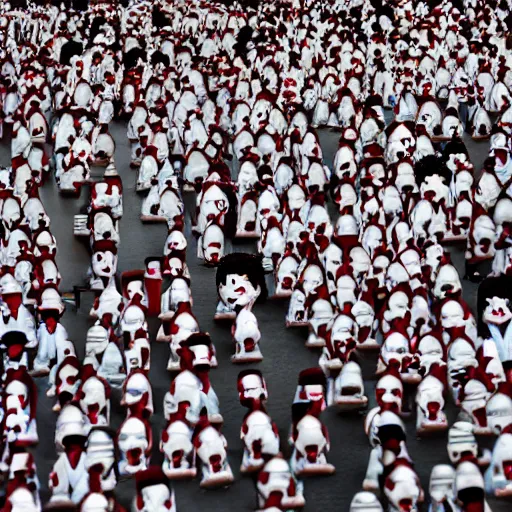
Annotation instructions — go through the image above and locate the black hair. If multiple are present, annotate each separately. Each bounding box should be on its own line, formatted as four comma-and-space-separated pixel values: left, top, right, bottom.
1, 331, 28, 347
414, 154, 452, 187
151, 50, 170, 68
442, 137, 469, 160
216, 253, 267, 302
124, 47, 146, 70
60, 40, 84, 66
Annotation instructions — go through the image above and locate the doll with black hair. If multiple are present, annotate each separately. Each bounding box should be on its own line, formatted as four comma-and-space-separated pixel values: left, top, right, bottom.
410, 155, 452, 246
478, 275, 512, 382
215, 253, 267, 363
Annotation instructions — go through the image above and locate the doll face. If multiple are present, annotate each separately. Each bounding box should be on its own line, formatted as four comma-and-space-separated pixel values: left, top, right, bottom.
382, 186, 402, 215
287, 184, 306, 210
118, 417, 149, 471
454, 170, 473, 197
400, 249, 421, 278
441, 300, 465, 328
486, 394, 512, 434
376, 374, 403, 412
337, 183, 357, 209
363, 225, 383, 255
368, 162, 385, 184
85, 429, 115, 477
80, 377, 108, 425
92, 250, 117, 278
350, 247, 371, 279
166, 230, 187, 253
238, 162, 258, 188
219, 273, 260, 309
387, 291, 410, 318
302, 264, 323, 297
57, 362, 80, 397
323, 244, 342, 282
127, 280, 144, 301
330, 314, 356, 359
484, 297, 512, 325
170, 279, 191, 307
382, 332, 410, 367
240, 373, 268, 403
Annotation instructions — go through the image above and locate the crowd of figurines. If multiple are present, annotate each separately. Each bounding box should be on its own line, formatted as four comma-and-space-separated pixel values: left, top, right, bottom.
1, 0, 512, 510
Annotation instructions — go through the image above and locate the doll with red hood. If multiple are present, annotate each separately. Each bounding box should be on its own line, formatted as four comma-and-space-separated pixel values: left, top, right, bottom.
157, 300, 200, 370
0, 273, 37, 348
33, 287, 68, 375
121, 369, 153, 421
215, 253, 267, 362
410, 154, 452, 247
286, 244, 327, 327
164, 333, 222, 426
76, 363, 111, 432
305, 282, 334, 349
415, 359, 449, 435
89, 279, 124, 329
235, 153, 261, 239
465, 203, 497, 282
319, 302, 368, 409
484, 382, 512, 496
158, 272, 193, 331
289, 399, 335, 478
52, 355, 81, 413
162, 227, 189, 279
2, 451, 41, 510
258, 212, 286, 273
194, 163, 236, 236
237, 370, 280, 473
456, 365, 495, 436
2, 368, 38, 449
49, 401, 90, 504
89, 240, 118, 291
1, 330, 31, 378
192, 411, 234, 489
133, 466, 177, 512
377, 326, 421, 385
475, 147, 512, 212
90, 163, 123, 220
117, 413, 152, 477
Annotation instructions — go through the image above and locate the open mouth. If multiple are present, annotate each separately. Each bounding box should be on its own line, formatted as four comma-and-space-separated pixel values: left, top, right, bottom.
209, 454, 223, 473
305, 445, 319, 463
87, 403, 100, 424
127, 447, 142, 466
399, 498, 413, 512
172, 449, 184, 468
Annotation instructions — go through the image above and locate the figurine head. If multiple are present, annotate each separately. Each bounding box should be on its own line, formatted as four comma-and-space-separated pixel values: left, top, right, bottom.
216, 253, 267, 311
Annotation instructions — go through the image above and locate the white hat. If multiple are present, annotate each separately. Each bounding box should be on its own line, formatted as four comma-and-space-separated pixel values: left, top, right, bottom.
120, 305, 146, 333
104, 162, 118, 177
0, 274, 22, 295
39, 287, 65, 313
